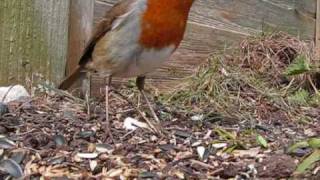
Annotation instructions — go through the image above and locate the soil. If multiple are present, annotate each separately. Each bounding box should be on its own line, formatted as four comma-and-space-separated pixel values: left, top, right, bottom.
0, 89, 318, 179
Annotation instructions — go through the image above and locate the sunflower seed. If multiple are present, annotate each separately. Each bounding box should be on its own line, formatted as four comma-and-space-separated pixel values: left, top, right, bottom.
0, 159, 24, 178
53, 135, 66, 146
10, 150, 26, 164
79, 131, 95, 139
76, 152, 98, 159
0, 138, 16, 149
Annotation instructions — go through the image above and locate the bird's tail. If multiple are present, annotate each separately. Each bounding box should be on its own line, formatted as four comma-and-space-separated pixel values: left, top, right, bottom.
58, 66, 84, 90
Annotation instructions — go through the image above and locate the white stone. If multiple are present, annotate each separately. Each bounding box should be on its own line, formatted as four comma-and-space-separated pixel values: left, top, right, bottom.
0, 85, 30, 104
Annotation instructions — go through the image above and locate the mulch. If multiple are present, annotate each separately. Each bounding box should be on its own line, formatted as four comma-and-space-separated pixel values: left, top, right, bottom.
0, 89, 319, 179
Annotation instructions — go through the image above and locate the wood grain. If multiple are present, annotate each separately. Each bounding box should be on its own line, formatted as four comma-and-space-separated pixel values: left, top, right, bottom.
67, 0, 94, 75
0, 0, 70, 86
0, 0, 317, 92
89, 0, 317, 94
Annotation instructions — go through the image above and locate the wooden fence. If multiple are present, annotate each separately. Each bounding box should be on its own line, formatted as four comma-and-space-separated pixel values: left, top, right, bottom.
0, 0, 318, 93
0, 0, 70, 86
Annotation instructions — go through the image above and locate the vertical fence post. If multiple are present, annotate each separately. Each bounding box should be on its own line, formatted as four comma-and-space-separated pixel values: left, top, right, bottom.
316, 0, 320, 59
66, 0, 94, 76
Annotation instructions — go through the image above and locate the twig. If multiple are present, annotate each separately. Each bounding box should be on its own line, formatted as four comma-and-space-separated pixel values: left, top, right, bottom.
105, 84, 114, 144
14, 98, 35, 113
110, 89, 163, 135
189, 159, 215, 169
140, 90, 160, 123
162, 155, 196, 174
307, 75, 318, 93
39, 83, 85, 104
189, 160, 224, 175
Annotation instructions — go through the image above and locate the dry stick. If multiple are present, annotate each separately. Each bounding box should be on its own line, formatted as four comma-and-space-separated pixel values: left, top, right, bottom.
162, 155, 196, 174
189, 159, 216, 170
140, 90, 160, 123
85, 72, 92, 116
40, 83, 85, 104
105, 77, 114, 143
111, 89, 162, 135
307, 75, 318, 93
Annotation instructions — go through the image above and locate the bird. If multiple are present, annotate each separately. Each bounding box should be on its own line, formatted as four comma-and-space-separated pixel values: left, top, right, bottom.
58, 0, 195, 139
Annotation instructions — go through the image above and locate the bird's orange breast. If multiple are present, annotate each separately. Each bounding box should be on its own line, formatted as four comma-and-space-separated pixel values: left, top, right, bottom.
139, 0, 194, 49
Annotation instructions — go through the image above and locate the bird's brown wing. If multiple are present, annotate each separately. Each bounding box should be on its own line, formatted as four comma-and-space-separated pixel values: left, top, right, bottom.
59, 0, 135, 90
79, 0, 135, 66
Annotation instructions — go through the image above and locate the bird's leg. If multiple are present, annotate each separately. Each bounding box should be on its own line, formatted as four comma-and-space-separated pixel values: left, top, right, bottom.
136, 76, 160, 123
104, 75, 114, 143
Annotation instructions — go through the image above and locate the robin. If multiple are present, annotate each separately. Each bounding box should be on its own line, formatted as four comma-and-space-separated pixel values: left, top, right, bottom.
58, 0, 195, 137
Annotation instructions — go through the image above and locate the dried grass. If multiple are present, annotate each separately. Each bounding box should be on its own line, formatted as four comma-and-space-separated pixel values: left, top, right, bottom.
164, 32, 319, 124
236, 32, 316, 86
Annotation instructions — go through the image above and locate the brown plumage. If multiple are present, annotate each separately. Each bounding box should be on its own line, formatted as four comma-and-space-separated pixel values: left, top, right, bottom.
58, 0, 135, 90
58, 0, 195, 138
58, 0, 195, 90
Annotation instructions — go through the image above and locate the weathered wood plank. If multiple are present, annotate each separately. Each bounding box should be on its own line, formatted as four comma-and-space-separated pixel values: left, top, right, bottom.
63, 0, 95, 93
0, 0, 70, 86
67, 0, 94, 76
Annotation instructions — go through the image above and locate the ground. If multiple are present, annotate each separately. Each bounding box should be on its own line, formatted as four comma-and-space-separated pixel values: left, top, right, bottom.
0, 33, 319, 179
